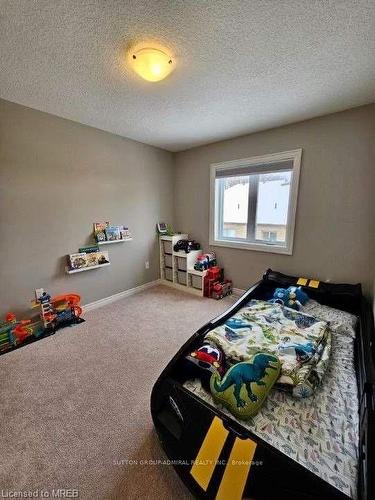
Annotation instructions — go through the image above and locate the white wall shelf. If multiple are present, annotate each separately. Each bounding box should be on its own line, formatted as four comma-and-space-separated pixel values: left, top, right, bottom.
98, 238, 133, 245
65, 263, 110, 274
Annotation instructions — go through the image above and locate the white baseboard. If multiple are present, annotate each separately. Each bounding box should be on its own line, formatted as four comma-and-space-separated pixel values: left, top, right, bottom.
83, 279, 246, 313
83, 279, 162, 312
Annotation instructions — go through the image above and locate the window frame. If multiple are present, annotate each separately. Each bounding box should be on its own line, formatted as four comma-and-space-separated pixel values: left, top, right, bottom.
209, 149, 302, 255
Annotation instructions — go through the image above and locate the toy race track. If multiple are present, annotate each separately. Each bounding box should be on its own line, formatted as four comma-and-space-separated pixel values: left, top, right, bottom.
0, 289, 85, 356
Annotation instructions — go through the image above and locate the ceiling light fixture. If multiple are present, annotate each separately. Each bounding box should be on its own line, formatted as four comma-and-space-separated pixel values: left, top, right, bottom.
130, 47, 174, 82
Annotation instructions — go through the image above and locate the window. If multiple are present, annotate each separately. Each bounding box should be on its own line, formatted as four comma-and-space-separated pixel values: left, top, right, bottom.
209, 149, 302, 254
262, 231, 277, 242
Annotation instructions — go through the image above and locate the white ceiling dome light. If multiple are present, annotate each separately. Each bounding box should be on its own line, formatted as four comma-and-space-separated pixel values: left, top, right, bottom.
130, 47, 174, 82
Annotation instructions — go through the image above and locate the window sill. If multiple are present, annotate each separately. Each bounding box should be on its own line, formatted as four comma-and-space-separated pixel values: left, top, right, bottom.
209, 238, 293, 255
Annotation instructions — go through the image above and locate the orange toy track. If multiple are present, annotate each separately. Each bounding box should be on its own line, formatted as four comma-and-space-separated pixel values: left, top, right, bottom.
51, 294, 82, 318
51, 294, 81, 306
72, 305, 82, 316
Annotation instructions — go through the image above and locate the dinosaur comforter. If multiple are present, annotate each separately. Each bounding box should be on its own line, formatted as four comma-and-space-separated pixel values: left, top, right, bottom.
205, 300, 331, 397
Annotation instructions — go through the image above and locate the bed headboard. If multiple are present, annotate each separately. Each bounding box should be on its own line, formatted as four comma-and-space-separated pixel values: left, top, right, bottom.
263, 268, 362, 314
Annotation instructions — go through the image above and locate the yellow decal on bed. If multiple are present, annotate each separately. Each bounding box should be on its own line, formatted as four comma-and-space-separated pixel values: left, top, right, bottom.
216, 437, 257, 500
297, 277, 308, 286
190, 416, 229, 491
309, 279, 320, 288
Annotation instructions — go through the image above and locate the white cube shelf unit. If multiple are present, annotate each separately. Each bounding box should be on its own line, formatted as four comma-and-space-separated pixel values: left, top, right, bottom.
159, 235, 206, 296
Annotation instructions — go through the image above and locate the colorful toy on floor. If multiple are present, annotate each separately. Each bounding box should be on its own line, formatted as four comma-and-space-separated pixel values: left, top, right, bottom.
269, 286, 309, 310
0, 289, 84, 356
32, 289, 83, 332
0, 313, 32, 352
184, 342, 225, 390
210, 353, 281, 419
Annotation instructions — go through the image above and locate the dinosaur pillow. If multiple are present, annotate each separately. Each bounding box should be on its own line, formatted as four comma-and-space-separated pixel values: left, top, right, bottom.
210, 353, 281, 420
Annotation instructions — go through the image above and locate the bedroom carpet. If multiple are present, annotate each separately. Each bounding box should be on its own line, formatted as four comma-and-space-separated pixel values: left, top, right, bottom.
0, 285, 233, 499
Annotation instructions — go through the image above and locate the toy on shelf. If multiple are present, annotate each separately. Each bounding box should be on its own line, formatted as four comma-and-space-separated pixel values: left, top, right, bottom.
269, 286, 309, 310
156, 222, 174, 235
211, 280, 233, 300
173, 239, 201, 253
194, 253, 216, 271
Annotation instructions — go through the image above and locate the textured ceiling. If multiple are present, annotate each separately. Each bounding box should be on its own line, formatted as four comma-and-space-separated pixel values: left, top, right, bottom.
0, 0, 374, 152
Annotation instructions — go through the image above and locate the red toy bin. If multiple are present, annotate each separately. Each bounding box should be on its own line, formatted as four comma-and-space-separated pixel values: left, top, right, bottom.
206, 266, 220, 278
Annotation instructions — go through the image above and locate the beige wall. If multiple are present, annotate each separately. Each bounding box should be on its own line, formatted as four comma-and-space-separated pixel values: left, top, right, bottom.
0, 99, 174, 316
1, 99, 374, 318
174, 104, 375, 299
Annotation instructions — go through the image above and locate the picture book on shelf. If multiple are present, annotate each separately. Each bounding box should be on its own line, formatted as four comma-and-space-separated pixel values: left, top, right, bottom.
97, 251, 110, 265
79, 245, 99, 254
93, 222, 109, 242
69, 253, 87, 269
120, 226, 132, 240
86, 252, 99, 267
105, 226, 121, 241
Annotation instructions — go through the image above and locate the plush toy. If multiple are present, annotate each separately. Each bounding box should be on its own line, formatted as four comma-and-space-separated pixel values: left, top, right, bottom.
269, 286, 309, 310
184, 342, 225, 390
210, 353, 281, 420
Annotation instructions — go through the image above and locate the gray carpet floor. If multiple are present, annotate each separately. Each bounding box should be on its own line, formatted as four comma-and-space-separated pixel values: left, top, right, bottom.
0, 285, 233, 499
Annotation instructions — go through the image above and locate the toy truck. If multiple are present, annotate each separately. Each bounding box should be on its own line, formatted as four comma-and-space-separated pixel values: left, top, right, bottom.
194, 253, 217, 271
211, 280, 233, 300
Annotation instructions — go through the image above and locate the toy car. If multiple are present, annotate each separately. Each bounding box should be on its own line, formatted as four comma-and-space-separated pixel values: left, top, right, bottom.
173, 239, 201, 253
211, 279, 233, 299
184, 342, 225, 390
194, 253, 217, 271
186, 343, 225, 374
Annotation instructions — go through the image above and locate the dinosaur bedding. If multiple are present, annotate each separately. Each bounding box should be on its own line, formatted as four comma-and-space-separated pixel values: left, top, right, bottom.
204, 299, 331, 398
184, 300, 359, 498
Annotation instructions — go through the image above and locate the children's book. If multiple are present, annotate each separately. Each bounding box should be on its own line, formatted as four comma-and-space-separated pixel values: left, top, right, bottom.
93, 222, 110, 242
79, 245, 99, 254
97, 251, 110, 265
120, 226, 132, 240
86, 252, 99, 267
69, 253, 87, 269
105, 226, 121, 241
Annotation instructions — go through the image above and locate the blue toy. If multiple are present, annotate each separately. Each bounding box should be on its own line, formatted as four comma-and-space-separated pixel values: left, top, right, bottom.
269, 286, 309, 310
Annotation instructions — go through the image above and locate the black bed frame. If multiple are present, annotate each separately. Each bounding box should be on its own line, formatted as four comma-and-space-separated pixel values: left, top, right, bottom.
151, 269, 375, 500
